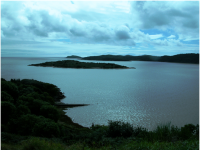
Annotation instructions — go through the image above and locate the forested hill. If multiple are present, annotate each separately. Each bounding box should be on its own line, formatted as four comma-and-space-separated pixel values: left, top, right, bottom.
159, 53, 199, 64
67, 53, 199, 64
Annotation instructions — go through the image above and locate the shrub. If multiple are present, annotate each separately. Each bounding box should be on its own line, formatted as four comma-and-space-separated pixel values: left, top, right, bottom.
17, 114, 40, 135
180, 124, 197, 140
33, 119, 60, 138
1, 91, 14, 103
107, 120, 134, 138
1, 132, 29, 144
1, 78, 6, 81
17, 114, 61, 137
40, 105, 60, 122
1, 101, 17, 124
28, 99, 50, 115
153, 122, 172, 141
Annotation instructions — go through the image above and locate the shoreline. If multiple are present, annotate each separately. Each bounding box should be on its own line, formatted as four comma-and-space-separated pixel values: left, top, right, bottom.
55, 101, 89, 108
54, 101, 90, 129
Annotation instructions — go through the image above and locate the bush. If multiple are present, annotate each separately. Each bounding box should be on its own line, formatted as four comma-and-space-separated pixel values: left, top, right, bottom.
17, 114, 61, 137
17, 114, 40, 135
40, 105, 60, 122
107, 121, 134, 138
1, 91, 14, 103
1, 101, 17, 124
180, 124, 197, 140
1, 78, 6, 81
153, 122, 172, 141
1, 132, 29, 144
28, 99, 50, 115
32, 118, 60, 138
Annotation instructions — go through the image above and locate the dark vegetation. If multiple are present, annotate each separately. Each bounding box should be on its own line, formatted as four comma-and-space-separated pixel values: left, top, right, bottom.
28, 60, 129, 69
67, 53, 199, 64
66, 55, 82, 59
1, 78, 199, 149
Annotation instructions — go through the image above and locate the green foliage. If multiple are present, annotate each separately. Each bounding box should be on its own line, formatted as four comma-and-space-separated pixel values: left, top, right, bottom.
1, 91, 14, 103
107, 121, 134, 138
40, 105, 60, 122
17, 95, 35, 106
1, 81, 19, 102
152, 122, 172, 142
1, 78, 6, 81
28, 99, 50, 115
33, 117, 60, 138
16, 105, 31, 117
20, 79, 65, 100
17, 95, 50, 115
7, 137, 66, 150
1, 101, 16, 124
42, 92, 55, 104
180, 124, 198, 140
16, 114, 61, 137
17, 114, 41, 135
1, 132, 29, 144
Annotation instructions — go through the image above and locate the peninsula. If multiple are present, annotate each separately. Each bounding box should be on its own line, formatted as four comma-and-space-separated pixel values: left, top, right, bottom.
28, 60, 132, 69
66, 53, 199, 64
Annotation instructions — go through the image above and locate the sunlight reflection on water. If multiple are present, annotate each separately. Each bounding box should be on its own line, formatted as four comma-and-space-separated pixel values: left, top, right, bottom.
1, 58, 199, 130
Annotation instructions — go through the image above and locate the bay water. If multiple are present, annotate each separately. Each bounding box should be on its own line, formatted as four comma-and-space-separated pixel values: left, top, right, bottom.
1, 57, 199, 130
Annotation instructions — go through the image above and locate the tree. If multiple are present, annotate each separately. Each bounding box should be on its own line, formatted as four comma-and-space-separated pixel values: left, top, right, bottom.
1, 101, 16, 124
40, 105, 60, 122
1, 81, 19, 103
1, 91, 14, 103
16, 105, 31, 117
32, 117, 60, 137
17, 114, 40, 135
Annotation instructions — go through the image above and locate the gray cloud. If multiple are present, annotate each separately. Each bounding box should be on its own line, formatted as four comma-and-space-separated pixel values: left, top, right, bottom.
116, 30, 130, 40
1, 2, 136, 46
131, 1, 199, 29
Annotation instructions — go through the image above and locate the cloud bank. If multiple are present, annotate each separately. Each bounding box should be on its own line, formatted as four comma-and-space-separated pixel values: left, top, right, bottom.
1, 1, 199, 57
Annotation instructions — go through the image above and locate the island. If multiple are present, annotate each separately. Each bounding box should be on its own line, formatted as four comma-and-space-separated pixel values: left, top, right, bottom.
28, 60, 134, 69
66, 55, 82, 59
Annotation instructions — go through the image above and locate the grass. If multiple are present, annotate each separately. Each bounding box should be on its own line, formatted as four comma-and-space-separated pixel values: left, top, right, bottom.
1, 137, 199, 150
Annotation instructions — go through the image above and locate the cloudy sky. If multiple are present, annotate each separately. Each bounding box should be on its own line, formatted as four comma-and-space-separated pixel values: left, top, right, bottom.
1, 1, 199, 57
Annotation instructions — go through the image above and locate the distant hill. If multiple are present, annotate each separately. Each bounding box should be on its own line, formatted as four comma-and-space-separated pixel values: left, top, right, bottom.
159, 53, 199, 64
80, 53, 199, 64
66, 55, 82, 59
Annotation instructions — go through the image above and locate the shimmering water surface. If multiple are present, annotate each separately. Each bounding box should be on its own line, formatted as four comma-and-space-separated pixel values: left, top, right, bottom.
1, 57, 199, 130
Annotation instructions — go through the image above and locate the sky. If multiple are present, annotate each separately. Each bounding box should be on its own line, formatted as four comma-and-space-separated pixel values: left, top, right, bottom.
1, 1, 199, 57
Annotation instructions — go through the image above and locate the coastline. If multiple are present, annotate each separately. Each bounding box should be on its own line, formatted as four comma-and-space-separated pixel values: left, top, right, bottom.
54, 101, 90, 129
